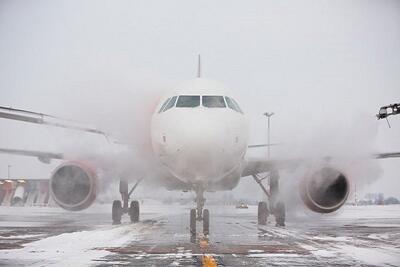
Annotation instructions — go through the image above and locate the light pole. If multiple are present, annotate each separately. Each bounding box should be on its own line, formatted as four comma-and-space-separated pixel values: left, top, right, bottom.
263, 112, 274, 159
7, 165, 12, 180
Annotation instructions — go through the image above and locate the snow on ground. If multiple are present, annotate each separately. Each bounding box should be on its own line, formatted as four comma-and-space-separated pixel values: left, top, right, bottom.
0, 224, 143, 266
336, 245, 400, 266
0, 234, 45, 239
302, 243, 400, 266
0, 204, 399, 266
248, 253, 301, 258
0, 203, 185, 266
0, 206, 71, 216
290, 204, 400, 222
0, 199, 172, 216
301, 245, 337, 258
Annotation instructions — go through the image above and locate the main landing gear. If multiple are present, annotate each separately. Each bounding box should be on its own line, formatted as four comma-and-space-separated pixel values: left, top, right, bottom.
252, 169, 286, 227
112, 178, 143, 225
190, 184, 210, 236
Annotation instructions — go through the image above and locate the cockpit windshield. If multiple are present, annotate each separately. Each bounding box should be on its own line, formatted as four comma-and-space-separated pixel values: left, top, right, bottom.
202, 96, 226, 108
163, 96, 177, 111
159, 95, 243, 113
231, 98, 243, 113
158, 97, 171, 113
176, 95, 200, 108
225, 96, 243, 114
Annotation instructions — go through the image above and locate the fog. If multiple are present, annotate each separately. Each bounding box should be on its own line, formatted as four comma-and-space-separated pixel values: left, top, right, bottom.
0, 0, 399, 202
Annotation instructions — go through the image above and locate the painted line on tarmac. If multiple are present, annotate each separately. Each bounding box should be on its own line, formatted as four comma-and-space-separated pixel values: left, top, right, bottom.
202, 255, 217, 267
198, 236, 219, 267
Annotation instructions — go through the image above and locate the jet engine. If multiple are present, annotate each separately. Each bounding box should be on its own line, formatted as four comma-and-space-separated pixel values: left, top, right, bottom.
300, 167, 349, 213
50, 161, 97, 211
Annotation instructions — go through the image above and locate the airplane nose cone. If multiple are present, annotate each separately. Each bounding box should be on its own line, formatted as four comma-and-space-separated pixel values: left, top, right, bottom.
173, 115, 234, 180
181, 118, 226, 152
152, 108, 247, 184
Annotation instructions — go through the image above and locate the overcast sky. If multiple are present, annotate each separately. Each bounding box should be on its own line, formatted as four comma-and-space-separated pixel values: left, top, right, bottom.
0, 0, 399, 200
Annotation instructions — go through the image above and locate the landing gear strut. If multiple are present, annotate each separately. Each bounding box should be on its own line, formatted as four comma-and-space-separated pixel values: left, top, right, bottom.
112, 178, 143, 225
190, 183, 209, 236
252, 169, 286, 226
195, 184, 205, 220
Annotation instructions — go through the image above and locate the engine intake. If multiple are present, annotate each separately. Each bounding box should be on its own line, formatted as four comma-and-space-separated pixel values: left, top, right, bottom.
50, 162, 97, 211
300, 167, 349, 213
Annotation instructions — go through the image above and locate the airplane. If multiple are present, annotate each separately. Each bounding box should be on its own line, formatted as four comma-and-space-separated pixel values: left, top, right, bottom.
1, 57, 399, 236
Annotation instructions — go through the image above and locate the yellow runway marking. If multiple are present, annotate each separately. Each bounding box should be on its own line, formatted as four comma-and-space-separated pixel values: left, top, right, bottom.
199, 237, 217, 266
202, 255, 217, 267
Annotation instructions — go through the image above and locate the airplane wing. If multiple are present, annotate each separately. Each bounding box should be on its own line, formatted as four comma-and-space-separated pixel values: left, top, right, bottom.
0, 105, 109, 138
373, 152, 400, 159
241, 152, 400, 177
0, 105, 118, 164
0, 148, 63, 164
247, 143, 280, 148
241, 158, 301, 177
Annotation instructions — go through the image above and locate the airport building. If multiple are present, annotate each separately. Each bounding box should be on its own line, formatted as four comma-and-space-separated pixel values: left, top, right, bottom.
0, 179, 55, 207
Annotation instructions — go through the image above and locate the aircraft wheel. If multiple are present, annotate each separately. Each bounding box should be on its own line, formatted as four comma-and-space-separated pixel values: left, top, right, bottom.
203, 209, 210, 235
190, 208, 196, 236
275, 201, 286, 226
129, 200, 140, 223
112, 200, 122, 225
258, 201, 268, 225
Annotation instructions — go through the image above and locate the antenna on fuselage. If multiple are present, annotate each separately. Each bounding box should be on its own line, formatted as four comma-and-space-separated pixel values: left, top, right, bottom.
197, 54, 201, 78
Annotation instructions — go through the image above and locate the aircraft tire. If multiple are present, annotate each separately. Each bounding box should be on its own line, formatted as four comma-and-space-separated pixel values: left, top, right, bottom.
258, 201, 268, 225
129, 200, 140, 223
275, 201, 285, 226
190, 209, 196, 236
203, 209, 210, 235
112, 200, 122, 225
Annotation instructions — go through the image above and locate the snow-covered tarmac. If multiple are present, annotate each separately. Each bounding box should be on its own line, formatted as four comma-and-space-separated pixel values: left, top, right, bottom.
0, 204, 399, 266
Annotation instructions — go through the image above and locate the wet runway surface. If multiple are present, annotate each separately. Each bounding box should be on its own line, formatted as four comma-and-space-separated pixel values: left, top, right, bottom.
0, 204, 399, 266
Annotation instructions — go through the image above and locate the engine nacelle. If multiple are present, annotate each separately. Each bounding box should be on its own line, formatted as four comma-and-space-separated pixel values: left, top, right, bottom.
300, 167, 349, 213
50, 161, 97, 211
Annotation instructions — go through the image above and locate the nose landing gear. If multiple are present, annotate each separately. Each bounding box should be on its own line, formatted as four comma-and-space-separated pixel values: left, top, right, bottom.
190, 184, 210, 236
195, 184, 205, 221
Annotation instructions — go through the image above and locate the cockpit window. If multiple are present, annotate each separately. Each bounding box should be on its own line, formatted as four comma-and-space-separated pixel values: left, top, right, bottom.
225, 96, 237, 111
163, 96, 177, 111
158, 98, 171, 113
176, 95, 200, 108
202, 96, 226, 108
225, 96, 243, 114
231, 98, 243, 113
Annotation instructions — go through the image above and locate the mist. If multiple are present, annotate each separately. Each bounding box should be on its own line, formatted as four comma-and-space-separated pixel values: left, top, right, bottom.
0, 0, 399, 204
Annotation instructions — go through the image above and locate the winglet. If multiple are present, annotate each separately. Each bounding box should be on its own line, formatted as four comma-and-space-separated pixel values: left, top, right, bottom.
197, 54, 201, 78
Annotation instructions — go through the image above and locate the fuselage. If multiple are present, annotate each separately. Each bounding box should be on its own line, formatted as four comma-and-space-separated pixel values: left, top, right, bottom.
151, 78, 248, 189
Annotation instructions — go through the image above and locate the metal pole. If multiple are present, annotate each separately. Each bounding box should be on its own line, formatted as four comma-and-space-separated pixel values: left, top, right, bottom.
7, 165, 11, 179
263, 112, 274, 159
268, 116, 271, 159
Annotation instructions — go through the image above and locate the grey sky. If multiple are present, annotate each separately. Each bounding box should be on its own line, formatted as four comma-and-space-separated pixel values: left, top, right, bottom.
0, 1, 399, 199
